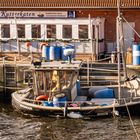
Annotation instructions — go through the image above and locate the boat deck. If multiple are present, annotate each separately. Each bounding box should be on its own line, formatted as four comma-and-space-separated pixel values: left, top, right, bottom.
31, 61, 82, 70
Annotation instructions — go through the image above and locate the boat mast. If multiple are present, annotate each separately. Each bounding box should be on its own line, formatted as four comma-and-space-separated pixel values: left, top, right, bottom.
117, 0, 121, 100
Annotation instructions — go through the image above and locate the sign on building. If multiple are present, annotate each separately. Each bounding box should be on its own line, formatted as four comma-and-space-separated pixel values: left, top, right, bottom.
0, 11, 75, 18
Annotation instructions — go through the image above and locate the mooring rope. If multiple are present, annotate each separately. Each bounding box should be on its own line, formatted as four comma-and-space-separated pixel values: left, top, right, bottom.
122, 16, 140, 40
92, 56, 111, 62
124, 98, 140, 140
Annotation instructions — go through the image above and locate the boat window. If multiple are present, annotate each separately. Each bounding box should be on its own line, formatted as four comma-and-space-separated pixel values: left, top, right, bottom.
47, 25, 56, 38
32, 24, 41, 38
62, 25, 72, 38
78, 25, 88, 39
37, 72, 44, 90
24, 71, 33, 85
1, 24, 10, 38
35, 70, 76, 96
17, 24, 25, 38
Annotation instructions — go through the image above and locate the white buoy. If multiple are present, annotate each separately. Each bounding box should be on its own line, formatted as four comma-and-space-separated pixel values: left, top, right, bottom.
49, 46, 55, 60
67, 112, 83, 119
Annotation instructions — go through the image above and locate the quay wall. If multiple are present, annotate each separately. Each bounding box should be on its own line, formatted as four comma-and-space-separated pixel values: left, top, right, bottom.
0, 61, 31, 102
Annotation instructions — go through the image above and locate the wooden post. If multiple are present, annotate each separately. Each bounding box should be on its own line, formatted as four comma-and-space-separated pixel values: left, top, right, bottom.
87, 59, 90, 85
33, 70, 38, 98
89, 14, 94, 62
14, 16, 20, 59
43, 71, 47, 95
95, 25, 99, 60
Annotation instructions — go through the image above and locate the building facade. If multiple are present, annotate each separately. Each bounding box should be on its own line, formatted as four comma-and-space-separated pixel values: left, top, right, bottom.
0, 0, 140, 59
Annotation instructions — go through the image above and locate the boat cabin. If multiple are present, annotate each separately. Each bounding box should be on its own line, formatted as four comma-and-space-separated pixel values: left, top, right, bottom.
30, 61, 82, 101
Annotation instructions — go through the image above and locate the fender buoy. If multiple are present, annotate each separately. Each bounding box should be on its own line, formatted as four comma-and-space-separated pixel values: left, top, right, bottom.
36, 95, 48, 101
25, 42, 31, 48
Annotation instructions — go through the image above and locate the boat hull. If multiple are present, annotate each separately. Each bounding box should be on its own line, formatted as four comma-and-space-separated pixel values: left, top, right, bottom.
12, 92, 140, 117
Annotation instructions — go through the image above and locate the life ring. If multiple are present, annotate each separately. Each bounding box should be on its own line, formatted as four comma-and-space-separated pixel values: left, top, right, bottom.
36, 95, 48, 101
40, 42, 48, 50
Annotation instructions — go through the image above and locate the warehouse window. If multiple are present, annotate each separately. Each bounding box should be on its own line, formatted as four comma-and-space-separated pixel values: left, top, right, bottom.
63, 25, 72, 38
79, 25, 88, 39
32, 24, 41, 38
1, 24, 10, 38
47, 25, 56, 38
17, 24, 25, 38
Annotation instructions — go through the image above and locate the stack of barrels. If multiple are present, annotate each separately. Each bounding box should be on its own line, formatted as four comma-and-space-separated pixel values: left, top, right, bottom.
42, 44, 75, 61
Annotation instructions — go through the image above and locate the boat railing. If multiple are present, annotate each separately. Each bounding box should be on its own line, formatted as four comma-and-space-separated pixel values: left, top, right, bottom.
22, 97, 118, 107
118, 97, 137, 105
22, 98, 43, 105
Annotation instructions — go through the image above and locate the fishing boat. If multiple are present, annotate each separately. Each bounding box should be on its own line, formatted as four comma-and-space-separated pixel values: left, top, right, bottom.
11, 59, 140, 118
11, 0, 140, 118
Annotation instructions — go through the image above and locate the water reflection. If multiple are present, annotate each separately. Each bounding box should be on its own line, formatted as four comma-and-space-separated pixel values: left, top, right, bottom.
0, 103, 140, 140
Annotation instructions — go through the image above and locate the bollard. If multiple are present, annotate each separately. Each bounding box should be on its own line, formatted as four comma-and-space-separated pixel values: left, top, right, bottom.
126, 47, 132, 65
111, 52, 115, 63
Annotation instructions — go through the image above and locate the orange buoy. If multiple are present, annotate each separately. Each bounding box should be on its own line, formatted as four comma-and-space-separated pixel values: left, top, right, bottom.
36, 95, 48, 101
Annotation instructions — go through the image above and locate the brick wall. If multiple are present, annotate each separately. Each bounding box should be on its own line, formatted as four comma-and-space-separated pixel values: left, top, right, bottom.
76, 9, 140, 44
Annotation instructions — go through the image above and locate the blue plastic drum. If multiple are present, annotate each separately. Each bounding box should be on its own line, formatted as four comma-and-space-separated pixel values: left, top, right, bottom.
133, 44, 140, 65
54, 46, 62, 60
42, 45, 50, 60
43, 101, 53, 106
94, 88, 114, 98
53, 94, 67, 107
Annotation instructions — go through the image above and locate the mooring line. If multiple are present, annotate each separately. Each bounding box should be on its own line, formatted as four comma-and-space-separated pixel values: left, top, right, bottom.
124, 99, 140, 140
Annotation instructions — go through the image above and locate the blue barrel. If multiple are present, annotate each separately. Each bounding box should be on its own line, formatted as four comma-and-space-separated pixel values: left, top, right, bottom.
54, 46, 62, 60
61, 44, 75, 60
49, 46, 55, 60
133, 44, 140, 65
94, 88, 114, 98
42, 45, 50, 60
53, 94, 67, 107
43, 101, 53, 106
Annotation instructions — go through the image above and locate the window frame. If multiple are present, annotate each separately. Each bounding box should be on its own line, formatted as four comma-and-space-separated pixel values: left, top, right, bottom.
31, 24, 41, 38
1, 24, 10, 38
17, 24, 25, 38
62, 25, 72, 39
78, 25, 89, 39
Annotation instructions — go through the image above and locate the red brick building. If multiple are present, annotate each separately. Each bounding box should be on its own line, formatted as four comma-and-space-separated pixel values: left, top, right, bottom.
0, 0, 140, 59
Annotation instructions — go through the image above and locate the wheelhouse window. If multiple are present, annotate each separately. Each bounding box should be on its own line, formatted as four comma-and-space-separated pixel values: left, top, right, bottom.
79, 25, 88, 39
32, 24, 41, 38
24, 71, 33, 84
1, 24, 10, 38
47, 25, 56, 38
17, 24, 25, 38
63, 25, 72, 38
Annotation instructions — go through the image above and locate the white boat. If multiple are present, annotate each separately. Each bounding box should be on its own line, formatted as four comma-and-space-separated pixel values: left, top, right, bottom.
11, 60, 140, 118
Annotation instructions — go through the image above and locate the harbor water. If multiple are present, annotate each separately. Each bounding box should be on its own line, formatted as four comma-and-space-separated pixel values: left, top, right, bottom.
0, 103, 140, 140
